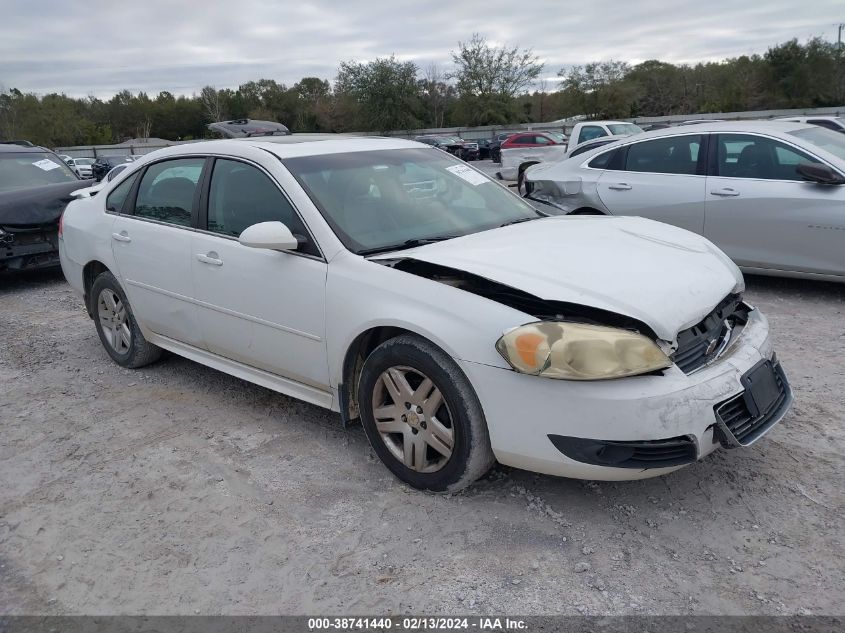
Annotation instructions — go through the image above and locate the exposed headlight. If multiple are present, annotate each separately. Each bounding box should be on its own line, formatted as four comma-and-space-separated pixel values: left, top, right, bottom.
495, 321, 671, 380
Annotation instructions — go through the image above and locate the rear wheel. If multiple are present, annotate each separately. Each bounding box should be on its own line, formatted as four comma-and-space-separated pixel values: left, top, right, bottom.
91, 271, 162, 369
358, 334, 495, 492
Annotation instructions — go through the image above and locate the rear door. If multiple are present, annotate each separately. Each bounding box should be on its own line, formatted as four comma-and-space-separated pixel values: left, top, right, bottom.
597, 134, 707, 233
189, 157, 330, 391
704, 133, 845, 275
109, 157, 206, 346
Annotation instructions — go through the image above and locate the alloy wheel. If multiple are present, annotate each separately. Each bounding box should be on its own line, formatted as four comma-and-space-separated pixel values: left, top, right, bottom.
371, 365, 454, 473
97, 289, 131, 354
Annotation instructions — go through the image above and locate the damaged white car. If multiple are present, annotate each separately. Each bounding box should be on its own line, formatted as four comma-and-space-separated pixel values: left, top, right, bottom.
59, 136, 792, 492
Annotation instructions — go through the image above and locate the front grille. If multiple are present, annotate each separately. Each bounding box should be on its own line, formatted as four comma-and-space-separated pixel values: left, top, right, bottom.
673, 294, 749, 374
548, 434, 697, 469
714, 363, 791, 447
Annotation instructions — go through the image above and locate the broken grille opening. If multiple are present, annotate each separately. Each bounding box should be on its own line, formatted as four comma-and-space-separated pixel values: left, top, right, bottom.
672, 294, 750, 374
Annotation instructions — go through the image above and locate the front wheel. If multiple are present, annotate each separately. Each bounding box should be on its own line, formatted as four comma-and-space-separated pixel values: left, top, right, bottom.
358, 334, 495, 492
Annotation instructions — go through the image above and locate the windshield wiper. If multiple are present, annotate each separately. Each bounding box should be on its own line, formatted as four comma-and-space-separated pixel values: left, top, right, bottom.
358, 235, 460, 256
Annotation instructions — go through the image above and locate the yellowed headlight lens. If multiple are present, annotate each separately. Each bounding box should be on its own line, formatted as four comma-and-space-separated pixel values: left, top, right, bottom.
496, 321, 671, 380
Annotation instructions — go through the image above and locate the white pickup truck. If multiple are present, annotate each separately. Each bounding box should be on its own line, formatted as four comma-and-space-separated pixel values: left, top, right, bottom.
499, 121, 643, 190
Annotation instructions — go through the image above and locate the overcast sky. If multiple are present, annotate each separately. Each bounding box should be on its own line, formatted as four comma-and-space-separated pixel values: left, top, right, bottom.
0, 0, 841, 98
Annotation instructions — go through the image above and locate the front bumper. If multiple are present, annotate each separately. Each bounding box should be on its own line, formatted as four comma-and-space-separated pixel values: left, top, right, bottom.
460, 308, 790, 480
0, 228, 60, 272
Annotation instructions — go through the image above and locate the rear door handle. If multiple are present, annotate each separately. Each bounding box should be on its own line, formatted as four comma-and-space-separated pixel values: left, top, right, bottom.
710, 188, 740, 197
608, 183, 632, 191
196, 252, 223, 266
111, 231, 131, 243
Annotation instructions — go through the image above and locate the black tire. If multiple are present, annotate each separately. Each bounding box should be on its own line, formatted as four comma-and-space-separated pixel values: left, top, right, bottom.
358, 334, 495, 492
90, 271, 163, 369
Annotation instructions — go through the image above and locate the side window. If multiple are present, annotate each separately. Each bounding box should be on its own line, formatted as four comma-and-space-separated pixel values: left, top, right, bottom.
105, 171, 139, 213
106, 164, 127, 182
511, 135, 532, 144
587, 149, 614, 168
625, 135, 702, 175
207, 159, 319, 256
533, 135, 553, 145
578, 126, 607, 144
716, 134, 822, 180
134, 158, 204, 226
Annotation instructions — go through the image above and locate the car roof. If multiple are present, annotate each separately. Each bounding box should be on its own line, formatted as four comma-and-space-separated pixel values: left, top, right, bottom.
0, 142, 50, 153
139, 135, 427, 161
624, 120, 814, 137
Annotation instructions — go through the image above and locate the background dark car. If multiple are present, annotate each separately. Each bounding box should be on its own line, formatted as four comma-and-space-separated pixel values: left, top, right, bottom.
208, 118, 290, 138
92, 155, 134, 181
476, 138, 492, 159
490, 133, 515, 163
0, 143, 92, 272
414, 135, 469, 159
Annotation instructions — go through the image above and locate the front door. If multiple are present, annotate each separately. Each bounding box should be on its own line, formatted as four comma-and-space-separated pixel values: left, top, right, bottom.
190, 157, 330, 389
704, 133, 845, 275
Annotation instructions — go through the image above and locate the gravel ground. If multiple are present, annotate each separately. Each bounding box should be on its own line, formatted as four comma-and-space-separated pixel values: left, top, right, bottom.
0, 267, 843, 617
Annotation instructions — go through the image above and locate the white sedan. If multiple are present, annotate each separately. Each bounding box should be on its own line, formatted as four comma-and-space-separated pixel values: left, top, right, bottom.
59, 136, 792, 491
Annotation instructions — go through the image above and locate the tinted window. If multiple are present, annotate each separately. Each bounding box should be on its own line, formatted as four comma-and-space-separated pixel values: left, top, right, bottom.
510, 135, 533, 144
578, 126, 607, 144
716, 134, 822, 180
207, 159, 318, 256
105, 171, 139, 212
625, 135, 702, 175
587, 149, 614, 167
134, 158, 204, 226
106, 164, 128, 182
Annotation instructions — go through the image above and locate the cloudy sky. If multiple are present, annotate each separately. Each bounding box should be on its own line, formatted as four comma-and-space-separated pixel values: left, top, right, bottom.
0, 0, 841, 98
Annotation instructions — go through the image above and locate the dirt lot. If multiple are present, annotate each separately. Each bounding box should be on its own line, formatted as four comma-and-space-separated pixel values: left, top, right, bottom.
0, 268, 843, 616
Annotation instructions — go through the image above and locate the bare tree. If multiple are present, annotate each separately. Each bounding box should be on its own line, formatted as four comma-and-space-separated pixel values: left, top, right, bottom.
423, 63, 446, 127
135, 114, 151, 140
200, 85, 223, 122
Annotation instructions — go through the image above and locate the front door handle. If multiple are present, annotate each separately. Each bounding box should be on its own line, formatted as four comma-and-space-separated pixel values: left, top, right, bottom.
196, 252, 223, 266
111, 231, 131, 243
608, 183, 632, 191
710, 188, 740, 197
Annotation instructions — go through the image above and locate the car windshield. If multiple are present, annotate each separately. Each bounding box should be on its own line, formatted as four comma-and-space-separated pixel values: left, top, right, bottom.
607, 123, 643, 135
548, 132, 567, 143
284, 148, 543, 255
75, 158, 96, 166
789, 126, 845, 161
0, 153, 80, 191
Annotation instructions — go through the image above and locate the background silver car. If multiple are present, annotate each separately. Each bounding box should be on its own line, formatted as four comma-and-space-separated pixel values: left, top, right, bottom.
524, 121, 845, 282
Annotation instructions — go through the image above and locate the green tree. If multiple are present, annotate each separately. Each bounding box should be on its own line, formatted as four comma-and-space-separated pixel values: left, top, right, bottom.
335, 56, 422, 133
450, 34, 543, 125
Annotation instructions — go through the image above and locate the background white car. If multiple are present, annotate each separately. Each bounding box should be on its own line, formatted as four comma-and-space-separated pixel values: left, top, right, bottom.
59, 136, 791, 491
68, 157, 95, 178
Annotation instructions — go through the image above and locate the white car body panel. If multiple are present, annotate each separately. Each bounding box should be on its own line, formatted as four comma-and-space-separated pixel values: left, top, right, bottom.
59, 135, 788, 482
499, 144, 568, 181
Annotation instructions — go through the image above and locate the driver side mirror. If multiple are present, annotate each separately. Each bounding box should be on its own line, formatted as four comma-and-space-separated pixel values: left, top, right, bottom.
239, 221, 299, 251
796, 162, 845, 185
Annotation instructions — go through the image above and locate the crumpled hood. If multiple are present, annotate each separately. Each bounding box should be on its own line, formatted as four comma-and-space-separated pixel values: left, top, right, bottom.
374, 216, 743, 342
0, 180, 94, 227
